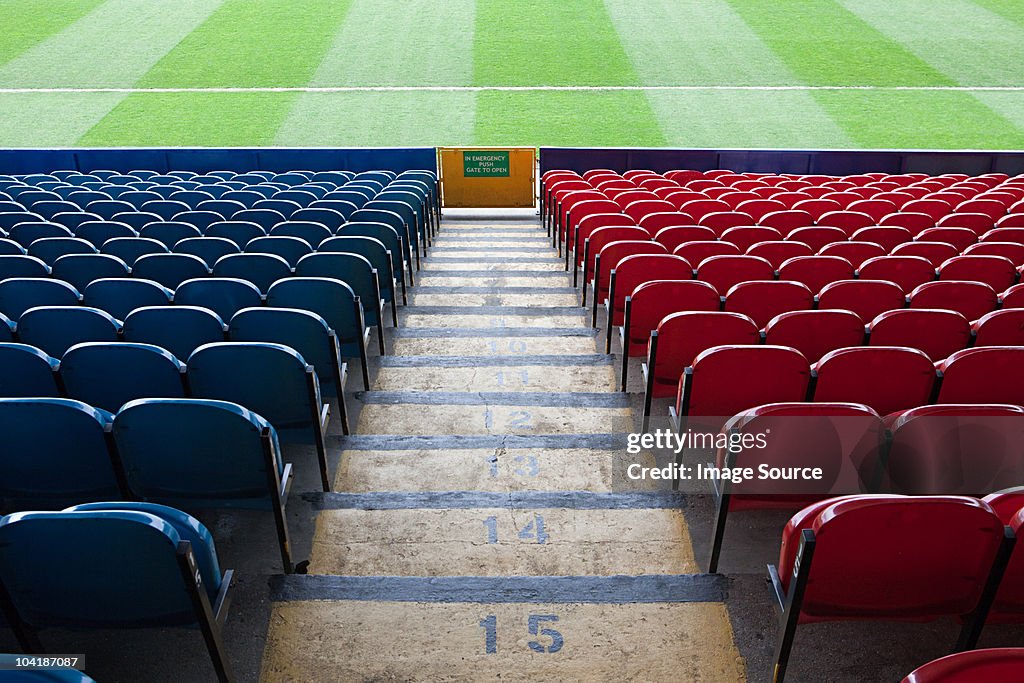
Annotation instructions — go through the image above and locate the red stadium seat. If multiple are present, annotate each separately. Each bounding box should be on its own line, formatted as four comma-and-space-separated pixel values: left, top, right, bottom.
909, 281, 998, 321
578, 225, 648, 290
847, 199, 898, 222
638, 212, 696, 233
817, 241, 886, 269
571, 212, 635, 273
973, 309, 1024, 346
1003, 282, 1024, 308
817, 210, 875, 234
665, 170, 704, 184
957, 198, 1006, 220
680, 199, 732, 221
736, 198, 787, 222
698, 211, 754, 233
916, 227, 979, 252
964, 241, 1024, 266
778, 255, 855, 293
786, 226, 847, 252
880, 211, 935, 234
850, 226, 912, 252
611, 190, 658, 211
868, 309, 971, 361
673, 240, 740, 267
902, 649, 1024, 683
820, 191, 862, 208
746, 240, 814, 269
642, 313, 760, 422
720, 225, 782, 251
724, 280, 813, 328
812, 346, 937, 414
891, 241, 960, 267
818, 279, 906, 321
983, 227, 1024, 244
937, 212, 995, 232
638, 178, 678, 192
758, 209, 814, 231
706, 402, 885, 572
564, 199, 621, 255
589, 239, 665, 319
937, 347, 1024, 405
581, 169, 615, 181
664, 190, 710, 210
764, 310, 865, 363
695, 254, 775, 293
939, 255, 1018, 291
771, 192, 814, 208
792, 198, 842, 220
996, 214, 1024, 228
872, 192, 915, 209
623, 199, 675, 224
718, 191, 761, 208
651, 225, 715, 251
770, 496, 1010, 683
619, 280, 721, 389
672, 345, 811, 423
903, 198, 954, 222
858, 255, 936, 292
605, 254, 692, 352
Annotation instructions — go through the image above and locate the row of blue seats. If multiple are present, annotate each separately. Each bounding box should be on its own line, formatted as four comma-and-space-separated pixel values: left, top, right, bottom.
0, 501, 236, 681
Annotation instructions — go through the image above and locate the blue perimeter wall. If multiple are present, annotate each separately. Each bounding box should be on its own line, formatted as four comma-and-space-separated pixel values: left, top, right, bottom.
0, 148, 437, 175
540, 148, 1024, 177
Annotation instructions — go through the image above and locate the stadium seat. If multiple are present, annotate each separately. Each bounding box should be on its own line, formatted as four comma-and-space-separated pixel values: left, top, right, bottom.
908, 280, 998, 321
642, 313, 760, 425
320, 235, 399, 326
671, 345, 811, 428
707, 402, 885, 572
763, 310, 865, 363
973, 309, 1024, 346
100, 236, 168, 266
745, 240, 813, 269
205, 220, 266, 248
211, 252, 291, 294
0, 238, 26, 255
639, 213, 699, 237
850, 226, 912, 252
777, 255, 854, 293
698, 211, 754, 234
0, 278, 80, 319
138, 221, 202, 248
720, 226, 782, 252
857, 255, 936, 292
769, 496, 1011, 683
27, 236, 96, 266
60, 342, 186, 412
937, 347, 1024, 405
141, 200, 191, 221
603, 254, 692, 352
175, 277, 263, 322
891, 241, 960, 267
590, 240, 667, 324
937, 212, 994, 233
133, 253, 210, 289
0, 343, 60, 398
672, 240, 740, 268
812, 346, 937, 414
964, 240, 1024, 265
17, 306, 121, 357
83, 277, 173, 320
0, 255, 50, 280
724, 280, 813, 328
0, 212, 46, 232
868, 309, 971, 361
786, 226, 847, 252
939, 255, 1018, 291
245, 235, 312, 268
270, 220, 333, 248
903, 198, 954, 222
232, 208, 287, 232
9, 221, 72, 247
758, 209, 814, 232
879, 211, 935, 234
51, 253, 129, 290
187, 342, 332, 492
695, 255, 774, 293
85, 199, 135, 220
123, 305, 225, 361
173, 236, 240, 267
817, 211, 875, 233
0, 398, 121, 506
901, 649, 1024, 683
296, 252, 387, 352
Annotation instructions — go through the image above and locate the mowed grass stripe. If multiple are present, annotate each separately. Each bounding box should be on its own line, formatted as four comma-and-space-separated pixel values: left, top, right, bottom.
840, 0, 1024, 86
473, 0, 640, 86
970, 0, 1024, 27
137, 0, 352, 87
729, 0, 1024, 148
276, 0, 476, 145
0, 0, 224, 88
0, 0, 105, 68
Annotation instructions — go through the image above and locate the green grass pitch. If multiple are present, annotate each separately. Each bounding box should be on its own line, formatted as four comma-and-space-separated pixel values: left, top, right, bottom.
2, 0, 1024, 149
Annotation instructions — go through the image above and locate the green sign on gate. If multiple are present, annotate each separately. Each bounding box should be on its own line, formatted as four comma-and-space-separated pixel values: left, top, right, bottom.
463, 150, 510, 177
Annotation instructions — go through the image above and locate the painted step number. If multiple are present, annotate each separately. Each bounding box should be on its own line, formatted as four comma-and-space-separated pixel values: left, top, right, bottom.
479, 614, 564, 654
482, 515, 548, 544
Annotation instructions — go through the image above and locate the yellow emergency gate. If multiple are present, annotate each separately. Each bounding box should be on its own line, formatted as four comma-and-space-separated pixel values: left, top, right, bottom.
438, 147, 536, 208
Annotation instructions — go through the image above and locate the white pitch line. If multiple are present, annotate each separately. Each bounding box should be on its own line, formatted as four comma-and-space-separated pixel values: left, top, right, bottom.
1, 85, 1024, 94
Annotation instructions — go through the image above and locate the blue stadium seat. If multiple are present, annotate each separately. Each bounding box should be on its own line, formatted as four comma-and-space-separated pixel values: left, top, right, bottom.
351, 207, 416, 269
187, 342, 332, 492
118, 190, 163, 208
296, 252, 387, 352
272, 172, 312, 187
269, 220, 332, 248
271, 190, 317, 207
212, 252, 291, 294
336, 220, 410, 293
60, 342, 186, 412
244, 235, 311, 268
51, 253, 129, 290
9, 222, 73, 247
100, 236, 168, 266
83, 277, 173, 320
312, 170, 354, 186
204, 220, 266, 248
0, 278, 80, 319
0, 398, 120, 507
110, 210, 162, 230
50, 210, 102, 231
168, 190, 215, 209
111, 397, 294, 575
229, 306, 350, 433
0, 503, 234, 680
123, 306, 225, 361
292, 207, 345, 232
267, 277, 370, 390
0, 239, 26, 255
138, 221, 202, 248
310, 199, 359, 220
140, 200, 191, 221
173, 236, 240, 267
66, 190, 112, 207
365, 200, 420, 258
17, 306, 121, 358
0, 343, 60, 398
231, 208, 286, 231
252, 199, 301, 219
173, 210, 222, 231
26, 237, 96, 266
30, 200, 79, 220
74, 220, 137, 248
132, 253, 210, 289
320, 235, 398, 322
175, 277, 263, 322
85, 199, 135, 220
354, 170, 395, 185
0, 212, 46, 232
322, 190, 369, 208
196, 199, 246, 218
220, 190, 265, 208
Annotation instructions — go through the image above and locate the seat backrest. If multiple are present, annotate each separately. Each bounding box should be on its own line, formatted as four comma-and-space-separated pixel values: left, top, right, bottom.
229, 306, 340, 388
965, 241, 1024, 266
9, 221, 73, 247
132, 252, 210, 289
624, 280, 719, 355
175, 277, 263, 322
123, 305, 225, 361
719, 226, 782, 252
879, 211, 935, 234
0, 277, 80, 319
858, 255, 937, 293
232, 208, 287, 231
973, 309, 1024, 347
244, 235, 312, 268
938, 347, 1024, 405
173, 236, 240, 267
787, 226, 848, 252
204, 220, 266, 248
61, 342, 186, 412
138, 221, 202, 248
812, 346, 937, 414
0, 398, 119, 503
17, 306, 121, 358
696, 254, 774, 293
266, 277, 363, 356
0, 254, 50, 279
83, 277, 173, 320
939, 255, 1018, 291
650, 313, 761, 397
292, 207, 345, 232
51, 253, 129, 291
100, 236, 168, 266
764, 310, 865, 364
758, 209, 815, 231
270, 220, 333, 248
27, 236, 96, 266
909, 280, 998, 321
868, 309, 971, 362
0, 343, 60, 397
724, 280, 813, 328
744, 240, 814, 269
682, 345, 810, 416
